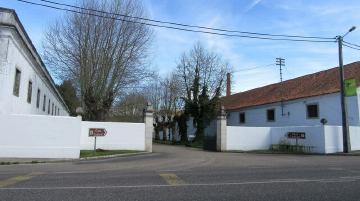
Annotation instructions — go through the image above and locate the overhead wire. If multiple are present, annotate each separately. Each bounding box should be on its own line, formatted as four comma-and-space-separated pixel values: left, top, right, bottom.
343, 41, 360, 48
233, 63, 275, 72
16, 0, 336, 43
343, 44, 360, 51
37, 0, 335, 40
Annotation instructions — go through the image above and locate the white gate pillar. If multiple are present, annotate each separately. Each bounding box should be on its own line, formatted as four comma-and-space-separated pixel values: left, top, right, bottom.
144, 102, 154, 152
216, 106, 227, 151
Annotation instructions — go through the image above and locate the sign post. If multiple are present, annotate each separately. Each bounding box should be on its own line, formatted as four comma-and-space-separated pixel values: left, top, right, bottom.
88, 128, 107, 153
287, 132, 306, 151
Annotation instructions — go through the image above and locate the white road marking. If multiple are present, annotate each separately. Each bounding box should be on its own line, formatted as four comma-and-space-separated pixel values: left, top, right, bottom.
0, 176, 359, 190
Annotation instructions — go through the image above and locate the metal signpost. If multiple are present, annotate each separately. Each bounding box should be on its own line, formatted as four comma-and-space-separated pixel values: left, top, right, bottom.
89, 128, 107, 153
287, 132, 306, 151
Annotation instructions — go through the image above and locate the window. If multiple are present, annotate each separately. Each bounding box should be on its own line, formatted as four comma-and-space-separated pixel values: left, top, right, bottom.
307, 104, 319, 118
43, 95, 46, 111
58, 108, 60, 116
27, 81, 32, 103
48, 100, 50, 114
36, 89, 40, 108
52, 103, 54, 115
267, 109, 275, 122
13, 69, 21, 97
55, 106, 57, 115
239, 112, 245, 124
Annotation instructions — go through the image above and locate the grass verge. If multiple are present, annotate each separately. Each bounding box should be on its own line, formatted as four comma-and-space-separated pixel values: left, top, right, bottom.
153, 140, 203, 149
80, 150, 141, 158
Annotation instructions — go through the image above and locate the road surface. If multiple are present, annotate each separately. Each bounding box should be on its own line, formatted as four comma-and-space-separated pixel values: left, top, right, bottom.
0, 144, 359, 201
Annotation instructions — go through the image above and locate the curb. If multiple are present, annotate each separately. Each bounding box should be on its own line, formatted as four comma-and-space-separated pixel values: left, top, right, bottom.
79, 151, 151, 160
0, 152, 152, 165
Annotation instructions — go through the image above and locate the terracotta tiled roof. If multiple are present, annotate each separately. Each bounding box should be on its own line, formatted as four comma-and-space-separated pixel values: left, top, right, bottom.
222, 61, 360, 110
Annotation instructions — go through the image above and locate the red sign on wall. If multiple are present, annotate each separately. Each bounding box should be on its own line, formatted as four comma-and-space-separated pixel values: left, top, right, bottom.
89, 128, 107, 137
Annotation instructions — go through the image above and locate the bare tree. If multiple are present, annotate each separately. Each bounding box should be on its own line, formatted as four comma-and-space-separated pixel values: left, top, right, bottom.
43, 0, 153, 120
176, 42, 230, 142
108, 91, 147, 123
177, 42, 229, 101
142, 73, 182, 141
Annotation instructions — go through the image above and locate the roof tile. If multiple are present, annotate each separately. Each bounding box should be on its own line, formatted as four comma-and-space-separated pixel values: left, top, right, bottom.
222, 61, 360, 110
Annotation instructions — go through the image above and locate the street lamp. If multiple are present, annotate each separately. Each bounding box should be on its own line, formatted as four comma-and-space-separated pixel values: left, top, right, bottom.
343, 26, 356, 38
337, 26, 356, 153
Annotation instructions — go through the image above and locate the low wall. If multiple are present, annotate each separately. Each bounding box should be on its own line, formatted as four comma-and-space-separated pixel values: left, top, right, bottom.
227, 127, 271, 150
350, 126, 360, 150
226, 125, 360, 153
270, 126, 325, 153
80, 121, 145, 151
324, 126, 360, 153
0, 114, 81, 158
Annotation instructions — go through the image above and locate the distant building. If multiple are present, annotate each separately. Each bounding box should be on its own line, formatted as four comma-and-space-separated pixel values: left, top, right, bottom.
0, 7, 69, 116
223, 62, 360, 127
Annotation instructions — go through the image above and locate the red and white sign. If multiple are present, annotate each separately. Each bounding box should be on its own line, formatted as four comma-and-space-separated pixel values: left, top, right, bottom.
89, 128, 107, 137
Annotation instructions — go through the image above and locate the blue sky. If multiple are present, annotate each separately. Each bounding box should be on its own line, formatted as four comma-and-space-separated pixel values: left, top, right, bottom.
1, 0, 360, 93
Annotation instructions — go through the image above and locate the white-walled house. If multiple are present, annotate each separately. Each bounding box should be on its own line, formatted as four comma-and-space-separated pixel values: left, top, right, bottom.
223, 62, 360, 127
217, 62, 360, 153
0, 8, 69, 116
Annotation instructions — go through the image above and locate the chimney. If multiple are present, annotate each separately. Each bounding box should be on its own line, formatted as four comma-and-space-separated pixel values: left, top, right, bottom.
226, 72, 231, 96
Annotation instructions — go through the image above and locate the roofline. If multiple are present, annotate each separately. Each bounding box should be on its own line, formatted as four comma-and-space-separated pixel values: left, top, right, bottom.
223, 61, 360, 111
224, 91, 340, 111
0, 7, 70, 113
228, 64, 344, 98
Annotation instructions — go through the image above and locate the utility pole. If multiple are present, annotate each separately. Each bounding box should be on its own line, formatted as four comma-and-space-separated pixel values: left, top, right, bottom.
276, 58, 285, 116
336, 26, 356, 153
337, 36, 351, 153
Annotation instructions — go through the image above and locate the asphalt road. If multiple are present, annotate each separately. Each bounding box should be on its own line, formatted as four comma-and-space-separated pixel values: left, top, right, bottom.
0, 144, 360, 201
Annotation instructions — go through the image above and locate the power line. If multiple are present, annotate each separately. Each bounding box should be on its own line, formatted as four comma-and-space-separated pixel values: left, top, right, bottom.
343, 44, 360, 51
37, 0, 335, 40
343, 41, 360, 48
233, 63, 275, 72
16, 0, 335, 43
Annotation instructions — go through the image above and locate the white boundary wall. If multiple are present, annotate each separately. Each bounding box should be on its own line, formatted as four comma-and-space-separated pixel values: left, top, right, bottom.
226, 125, 360, 154
80, 121, 145, 151
227, 127, 271, 150
0, 114, 81, 158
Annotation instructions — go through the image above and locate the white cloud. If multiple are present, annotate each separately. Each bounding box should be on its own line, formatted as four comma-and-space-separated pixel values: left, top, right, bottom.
243, 0, 263, 13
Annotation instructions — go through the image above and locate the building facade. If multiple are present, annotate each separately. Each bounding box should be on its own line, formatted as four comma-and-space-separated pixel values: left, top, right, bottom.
0, 8, 69, 116
223, 62, 360, 127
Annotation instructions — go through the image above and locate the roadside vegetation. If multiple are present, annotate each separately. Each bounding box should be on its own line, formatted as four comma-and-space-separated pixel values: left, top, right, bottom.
80, 150, 141, 158
44, 0, 230, 146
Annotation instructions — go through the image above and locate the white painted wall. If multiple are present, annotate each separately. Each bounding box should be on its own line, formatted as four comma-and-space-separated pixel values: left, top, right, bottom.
0, 10, 69, 116
350, 126, 360, 150
0, 114, 81, 158
227, 126, 271, 150
270, 126, 325, 153
227, 92, 359, 127
81, 121, 145, 151
226, 125, 360, 154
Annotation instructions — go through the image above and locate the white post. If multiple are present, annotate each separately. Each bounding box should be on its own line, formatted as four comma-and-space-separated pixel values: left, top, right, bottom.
144, 102, 154, 152
216, 106, 227, 151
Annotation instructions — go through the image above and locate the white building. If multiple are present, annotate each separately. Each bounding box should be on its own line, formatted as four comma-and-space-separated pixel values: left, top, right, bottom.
0, 8, 69, 116
223, 62, 360, 127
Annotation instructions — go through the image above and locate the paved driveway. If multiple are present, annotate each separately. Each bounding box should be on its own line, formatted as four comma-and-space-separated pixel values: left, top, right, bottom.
0, 144, 359, 200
